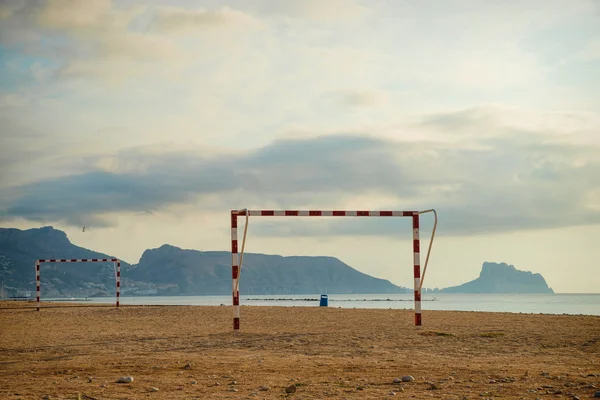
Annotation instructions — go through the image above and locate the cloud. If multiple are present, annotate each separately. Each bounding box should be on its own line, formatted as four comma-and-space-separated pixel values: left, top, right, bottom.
2, 105, 599, 236
147, 6, 264, 33
327, 90, 388, 107
248, 0, 371, 22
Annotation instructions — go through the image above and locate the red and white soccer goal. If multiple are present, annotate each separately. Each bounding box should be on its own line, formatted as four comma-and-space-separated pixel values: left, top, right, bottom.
35, 258, 121, 310
230, 209, 437, 330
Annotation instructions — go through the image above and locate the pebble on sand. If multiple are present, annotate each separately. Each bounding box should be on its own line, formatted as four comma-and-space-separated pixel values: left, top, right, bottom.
402, 375, 415, 382
594, 391, 600, 398
285, 384, 297, 394
259, 385, 271, 391
116, 376, 133, 383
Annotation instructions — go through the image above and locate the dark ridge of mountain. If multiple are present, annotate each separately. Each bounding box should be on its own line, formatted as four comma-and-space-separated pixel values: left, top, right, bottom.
0, 226, 133, 297
440, 262, 554, 294
0, 227, 410, 297
127, 244, 411, 295
0, 227, 555, 298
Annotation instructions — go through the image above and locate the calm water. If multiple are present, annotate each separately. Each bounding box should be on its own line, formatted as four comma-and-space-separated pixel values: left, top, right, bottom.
50, 293, 600, 316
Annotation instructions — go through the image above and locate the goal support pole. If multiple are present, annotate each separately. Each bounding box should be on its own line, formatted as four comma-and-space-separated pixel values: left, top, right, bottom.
230, 209, 437, 330
35, 258, 121, 311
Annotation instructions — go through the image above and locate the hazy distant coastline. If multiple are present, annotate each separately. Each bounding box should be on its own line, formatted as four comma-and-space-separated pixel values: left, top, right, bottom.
1, 226, 553, 298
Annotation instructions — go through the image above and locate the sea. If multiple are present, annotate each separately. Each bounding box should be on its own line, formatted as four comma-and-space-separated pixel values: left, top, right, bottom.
44, 293, 600, 316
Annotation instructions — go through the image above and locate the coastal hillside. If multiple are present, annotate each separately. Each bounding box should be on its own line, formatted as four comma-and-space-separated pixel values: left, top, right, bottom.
0, 226, 410, 297
0, 227, 555, 297
0, 226, 133, 297
440, 262, 554, 294
128, 244, 411, 295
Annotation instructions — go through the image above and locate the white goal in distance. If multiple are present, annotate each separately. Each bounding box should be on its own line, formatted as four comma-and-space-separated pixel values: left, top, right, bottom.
35, 258, 121, 310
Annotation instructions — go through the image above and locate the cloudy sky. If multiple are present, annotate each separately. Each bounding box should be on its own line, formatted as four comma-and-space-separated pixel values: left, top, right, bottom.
1, 0, 599, 293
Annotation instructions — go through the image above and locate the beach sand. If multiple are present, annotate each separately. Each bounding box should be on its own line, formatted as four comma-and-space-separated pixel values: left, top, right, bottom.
0, 301, 598, 399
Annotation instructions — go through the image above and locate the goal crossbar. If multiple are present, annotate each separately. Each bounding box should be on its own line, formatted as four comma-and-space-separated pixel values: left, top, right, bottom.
230, 209, 437, 330
35, 258, 121, 310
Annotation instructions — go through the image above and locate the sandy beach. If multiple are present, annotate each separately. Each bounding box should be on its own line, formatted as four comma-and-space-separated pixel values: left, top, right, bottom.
1, 301, 598, 399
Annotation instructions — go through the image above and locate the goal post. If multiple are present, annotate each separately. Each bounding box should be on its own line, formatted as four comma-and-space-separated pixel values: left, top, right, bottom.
230, 209, 438, 330
35, 258, 121, 311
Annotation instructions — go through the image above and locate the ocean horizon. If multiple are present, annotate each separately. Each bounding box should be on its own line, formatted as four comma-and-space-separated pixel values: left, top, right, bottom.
40, 293, 600, 316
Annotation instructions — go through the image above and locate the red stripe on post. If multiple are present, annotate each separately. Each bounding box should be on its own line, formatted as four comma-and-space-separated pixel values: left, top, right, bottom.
413, 240, 420, 253
285, 210, 298, 216
309, 210, 321, 216
233, 293, 239, 305
117, 281, 120, 287
357, 211, 369, 216
232, 265, 239, 279
403, 211, 414, 217
231, 213, 237, 228
234, 318, 240, 330
415, 290, 421, 302
36, 275, 39, 281
70, 259, 77, 262
333, 211, 346, 216
415, 313, 422, 326
261, 210, 274, 216
380, 211, 393, 216
232, 239, 238, 253
414, 265, 421, 278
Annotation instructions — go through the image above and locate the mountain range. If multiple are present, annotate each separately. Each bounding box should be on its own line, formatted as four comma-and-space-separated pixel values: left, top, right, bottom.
0, 226, 554, 297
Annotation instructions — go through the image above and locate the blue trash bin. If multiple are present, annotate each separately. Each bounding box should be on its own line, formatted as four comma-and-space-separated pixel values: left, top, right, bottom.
319, 294, 328, 307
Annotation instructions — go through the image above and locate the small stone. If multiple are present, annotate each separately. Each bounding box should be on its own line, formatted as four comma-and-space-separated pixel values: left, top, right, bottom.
594, 391, 600, 398
87, 377, 93, 383
191, 380, 197, 385
401, 375, 414, 382
230, 380, 237, 385
229, 388, 238, 392
285, 384, 297, 394
258, 385, 270, 391
393, 378, 402, 384
389, 391, 396, 395
184, 363, 192, 370
150, 387, 159, 392
116, 376, 133, 383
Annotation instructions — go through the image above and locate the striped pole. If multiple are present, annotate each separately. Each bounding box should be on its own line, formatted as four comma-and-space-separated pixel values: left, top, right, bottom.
230, 209, 432, 329
35, 258, 120, 309
36, 261, 40, 311
412, 213, 422, 326
116, 260, 120, 308
231, 212, 240, 330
